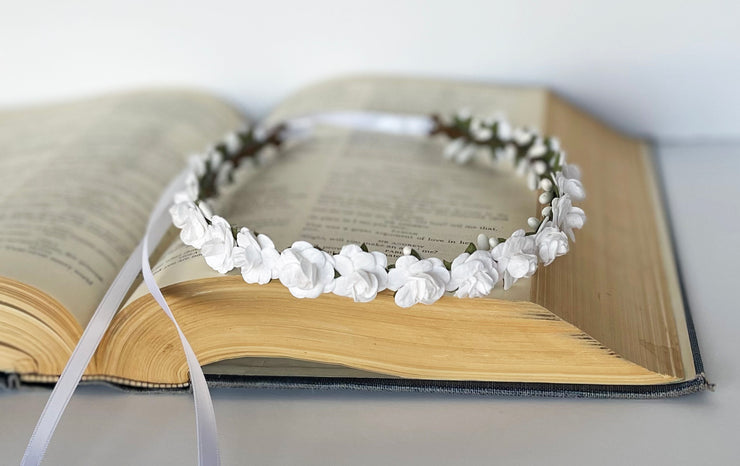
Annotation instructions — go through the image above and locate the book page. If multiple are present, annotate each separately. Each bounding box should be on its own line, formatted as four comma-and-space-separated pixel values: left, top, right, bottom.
0, 91, 246, 325
136, 76, 546, 302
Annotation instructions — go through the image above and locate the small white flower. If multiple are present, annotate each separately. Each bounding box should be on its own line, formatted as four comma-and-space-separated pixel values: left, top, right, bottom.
513, 127, 534, 145
187, 154, 207, 177
555, 164, 585, 201
548, 137, 561, 152
496, 120, 512, 141
278, 241, 335, 298
532, 160, 548, 175
470, 117, 493, 141
447, 250, 500, 298
387, 256, 450, 308
253, 125, 267, 142
443, 138, 476, 163
332, 244, 388, 302
551, 194, 586, 242
528, 139, 548, 158
495, 144, 517, 162
206, 148, 223, 171
232, 228, 280, 284
201, 215, 236, 274
491, 229, 538, 290
170, 200, 210, 248
534, 224, 569, 266
224, 131, 243, 155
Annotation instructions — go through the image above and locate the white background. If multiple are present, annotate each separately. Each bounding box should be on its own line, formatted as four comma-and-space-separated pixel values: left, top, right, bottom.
1, 0, 739, 140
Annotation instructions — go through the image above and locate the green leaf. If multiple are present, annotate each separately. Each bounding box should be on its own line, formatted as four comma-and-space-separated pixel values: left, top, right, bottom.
334, 269, 341, 279
387, 264, 396, 270
443, 259, 452, 270
215, 143, 228, 155
410, 249, 422, 260
360, 243, 369, 252
464, 242, 477, 254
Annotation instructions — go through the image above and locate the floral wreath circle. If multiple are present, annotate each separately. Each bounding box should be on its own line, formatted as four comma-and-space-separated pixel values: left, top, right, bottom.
169, 111, 586, 308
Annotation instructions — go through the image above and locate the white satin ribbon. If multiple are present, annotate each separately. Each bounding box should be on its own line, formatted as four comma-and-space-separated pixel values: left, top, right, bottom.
284, 111, 433, 139
21, 170, 221, 466
23, 111, 433, 465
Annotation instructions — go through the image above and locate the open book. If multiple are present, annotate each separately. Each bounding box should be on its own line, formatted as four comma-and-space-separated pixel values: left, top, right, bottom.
0, 76, 708, 396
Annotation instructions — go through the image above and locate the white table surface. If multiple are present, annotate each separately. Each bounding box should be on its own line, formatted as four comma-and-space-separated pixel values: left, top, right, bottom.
1, 143, 738, 465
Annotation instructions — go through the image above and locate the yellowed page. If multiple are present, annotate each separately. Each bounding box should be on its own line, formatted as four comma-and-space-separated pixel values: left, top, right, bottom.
133, 76, 547, 304
0, 91, 246, 325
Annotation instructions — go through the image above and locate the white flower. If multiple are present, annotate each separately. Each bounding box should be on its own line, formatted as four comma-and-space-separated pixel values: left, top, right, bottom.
495, 144, 517, 162
548, 137, 561, 152
469, 117, 493, 141
169, 200, 210, 248
201, 215, 236, 273
443, 138, 476, 164
555, 164, 585, 201
187, 154, 207, 177
534, 224, 569, 266
387, 256, 450, 308
224, 131, 243, 156
551, 194, 586, 242
446, 250, 499, 298
491, 229, 538, 290
206, 148, 223, 171
332, 244, 388, 302
278, 241, 335, 298
496, 120, 512, 141
513, 127, 535, 145
232, 228, 280, 284
528, 138, 548, 158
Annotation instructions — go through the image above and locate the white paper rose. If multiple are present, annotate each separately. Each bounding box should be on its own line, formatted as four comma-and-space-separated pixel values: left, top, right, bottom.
496, 120, 512, 141
332, 244, 388, 302
470, 117, 493, 141
187, 154, 207, 177
555, 164, 585, 201
232, 228, 280, 284
446, 250, 500, 298
200, 216, 236, 273
551, 194, 586, 242
277, 241, 335, 298
491, 229, 538, 290
387, 256, 450, 308
169, 200, 210, 248
224, 131, 243, 156
534, 224, 569, 266
443, 138, 476, 164
513, 127, 534, 145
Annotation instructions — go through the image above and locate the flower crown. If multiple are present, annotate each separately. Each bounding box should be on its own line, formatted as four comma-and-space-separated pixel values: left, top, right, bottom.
169, 111, 586, 308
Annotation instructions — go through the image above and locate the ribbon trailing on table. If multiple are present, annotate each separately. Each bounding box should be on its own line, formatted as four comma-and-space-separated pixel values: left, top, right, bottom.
21, 112, 434, 465
21, 170, 221, 466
